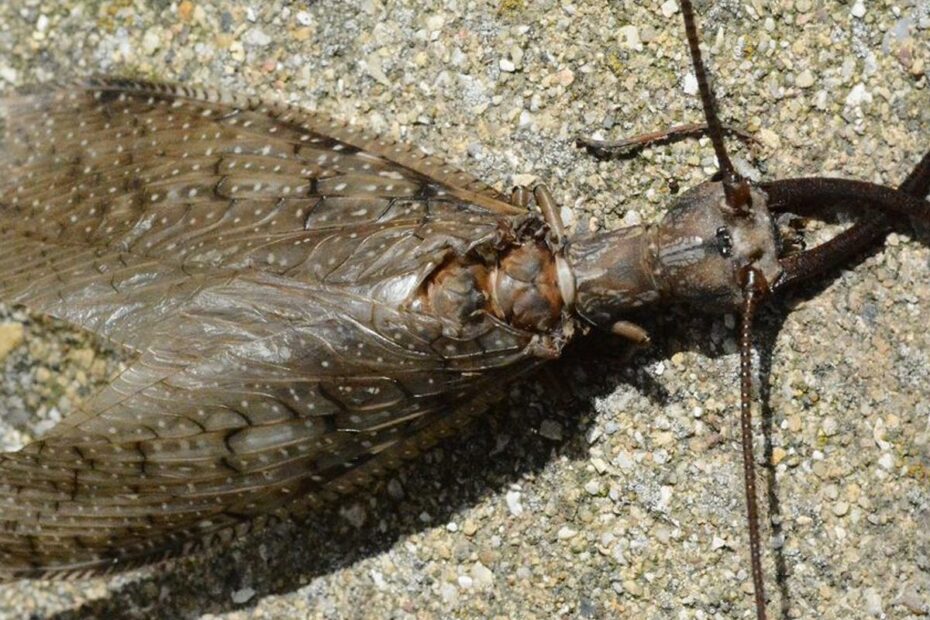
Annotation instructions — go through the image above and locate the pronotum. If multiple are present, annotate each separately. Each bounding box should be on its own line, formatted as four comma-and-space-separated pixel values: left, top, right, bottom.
0, 1, 928, 619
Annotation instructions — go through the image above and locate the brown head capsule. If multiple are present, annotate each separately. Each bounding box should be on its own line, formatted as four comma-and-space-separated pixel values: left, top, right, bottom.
569, 180, 781, 329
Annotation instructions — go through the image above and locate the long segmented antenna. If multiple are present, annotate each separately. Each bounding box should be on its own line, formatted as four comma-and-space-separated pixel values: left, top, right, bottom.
739, 267, 769, 620
679, 3, 768, 615
679, 0, 752, 213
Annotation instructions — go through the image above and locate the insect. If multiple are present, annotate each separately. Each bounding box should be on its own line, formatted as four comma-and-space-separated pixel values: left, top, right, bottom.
0, 1, 924, 620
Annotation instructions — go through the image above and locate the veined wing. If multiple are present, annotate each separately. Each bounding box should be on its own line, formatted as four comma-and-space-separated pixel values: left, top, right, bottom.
0, 78, 522, 352
0, 269, 548, 579
0, 81, 555, 578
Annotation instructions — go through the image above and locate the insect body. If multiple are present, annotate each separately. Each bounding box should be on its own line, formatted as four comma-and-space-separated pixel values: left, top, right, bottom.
0, 75, 783, 579
0, 2, 927, 618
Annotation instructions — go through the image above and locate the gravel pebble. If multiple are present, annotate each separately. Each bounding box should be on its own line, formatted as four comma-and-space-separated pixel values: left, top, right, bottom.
470, 562, 494, 589
504, 490, 523, 516
230, 588, 255, 605
796, 69, 815, 89
538, 419, 563, 441
557, 526, 578, 541
0, 324, 24, 362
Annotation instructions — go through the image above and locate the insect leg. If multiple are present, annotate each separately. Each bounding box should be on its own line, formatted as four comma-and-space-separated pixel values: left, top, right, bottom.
531, 184, 576, 309
899, 148, 930, 196
510, 184, 566, 241
532, 184, 565, 243
610, 320, 651, 347
576, 123, 757, 159
510, 185, 531, 209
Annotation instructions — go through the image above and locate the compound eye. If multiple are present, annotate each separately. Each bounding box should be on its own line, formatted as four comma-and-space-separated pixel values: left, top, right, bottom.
715, 226, 733, 257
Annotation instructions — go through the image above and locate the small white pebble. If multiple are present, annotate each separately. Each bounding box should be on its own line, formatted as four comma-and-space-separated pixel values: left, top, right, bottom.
557, 526, 578, 540
618, 25, 643, 52
471, 562, 494, 589
878, 452, 895, 470
851, 0, 866, 18
864, 588, 883, 616
796, 69, 815, 89
231, 587, 255, 604
660, 0, 679, 17
683, 72, 698, 96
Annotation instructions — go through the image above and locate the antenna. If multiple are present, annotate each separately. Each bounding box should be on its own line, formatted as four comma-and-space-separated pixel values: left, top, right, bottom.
739, 267, 770, 620
680, 4, 770, 617
679, 0, 751, 212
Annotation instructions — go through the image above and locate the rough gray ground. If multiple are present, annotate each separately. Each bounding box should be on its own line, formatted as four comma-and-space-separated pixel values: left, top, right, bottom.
0, 0, 928, 618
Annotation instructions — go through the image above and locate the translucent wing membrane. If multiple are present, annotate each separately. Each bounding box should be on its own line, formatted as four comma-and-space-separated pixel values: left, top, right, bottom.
0, 80, 548, 578
0, 78, 520, 347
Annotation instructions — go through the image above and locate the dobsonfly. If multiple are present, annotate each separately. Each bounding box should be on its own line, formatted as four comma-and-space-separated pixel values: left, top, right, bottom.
4, 1, 926, 620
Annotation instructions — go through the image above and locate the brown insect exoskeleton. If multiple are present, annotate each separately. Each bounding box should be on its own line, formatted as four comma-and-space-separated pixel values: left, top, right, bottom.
0, 1, 927, 618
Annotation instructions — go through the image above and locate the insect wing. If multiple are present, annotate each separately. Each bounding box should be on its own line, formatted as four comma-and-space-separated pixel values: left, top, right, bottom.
0, 80, 519, 348
0, 82, 542, 577
0, 270, 541, 577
